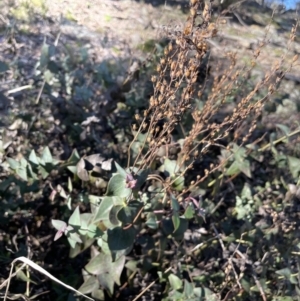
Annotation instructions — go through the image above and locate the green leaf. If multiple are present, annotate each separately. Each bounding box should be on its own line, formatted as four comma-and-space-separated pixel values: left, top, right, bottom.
114, 161, 127, 178
67, 232, 82, 248
237, 159, 251, 178
16, 269, 37, 285
78, 276, 98, 295
172, 212, 180, 232
67, 148, 80, 165
226, 160, 240, 176
146, 213, 158, 229
69, 235, 95, 258
77, 158, 90, 181
85, 253, 125, 295
89, 195, 102, 206
91, 289, 105, 300
52, 219, 67, 231
241, 278, 251, 293
288, 156, 300, 179
241, 183, 252, 200
27, 163, 38, 180
16, 167, 28, 181
184, 204, 195, 219
105, 174, 131, 197
203, 288, 219, 301
183, 280, 194, 298
27, 164, 38, 180
295, 285, 300, 296
78, 213, 92, 236
194, 287, 204, 297
162, 218, 174, 236
276, 123, 290, 137
125, 260, 138, 272
160, 158, 179, 176
0, 61, 9, 73
20, 158, 27, 168
94, 198, 115, 223
174, 218, 188, 239
170, 195, 180, 211
226, 159, 251, 178
68, 177, 73, 193
235, 196, 251, 220
162, 217, 188, 239
38, 165, 49, 179
168, 273, 182, 290
68, 206, 81, 227
117, 201, 143, 224
0, 177, 13, 192
93, 196, 124, 226
47, 60, 59, 73
7, 158, 20, 170
29, 149, 39, 165
272, 297, 293, 301
67, 165, 77, 174
135, 169, 150, 189
172, 175, 184, 191
109, 205, 123, 227
276, 267, 291, 278
40, 42, 50, 70
41, 146, 53, 164
107, 227, 136, 260
87, 223, 101, 239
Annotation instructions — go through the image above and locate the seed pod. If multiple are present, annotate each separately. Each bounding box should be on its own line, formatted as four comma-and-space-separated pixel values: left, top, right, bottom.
190, 8, 197, 17
185, 70, 191, 78
150, 96, 155, 106
176, 70, 182, 78
171, 61, 176, 70
292, 54, 298, 63
184, 24, 192, 36
151, 76, 157, 83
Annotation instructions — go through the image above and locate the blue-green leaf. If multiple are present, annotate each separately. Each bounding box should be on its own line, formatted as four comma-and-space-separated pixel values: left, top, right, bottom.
68, 206, 81, 227
168, 273, 182, 290
106, 174, 131, 197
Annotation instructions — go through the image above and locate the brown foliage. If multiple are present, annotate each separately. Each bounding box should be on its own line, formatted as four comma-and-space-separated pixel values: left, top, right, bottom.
128, 0, 298, 195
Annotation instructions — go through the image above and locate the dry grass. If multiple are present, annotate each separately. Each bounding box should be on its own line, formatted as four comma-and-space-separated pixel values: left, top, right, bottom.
128, 0, 299, 195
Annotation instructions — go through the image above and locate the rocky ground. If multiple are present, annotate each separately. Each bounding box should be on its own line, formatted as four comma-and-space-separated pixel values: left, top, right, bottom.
1, 0, 299, 111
